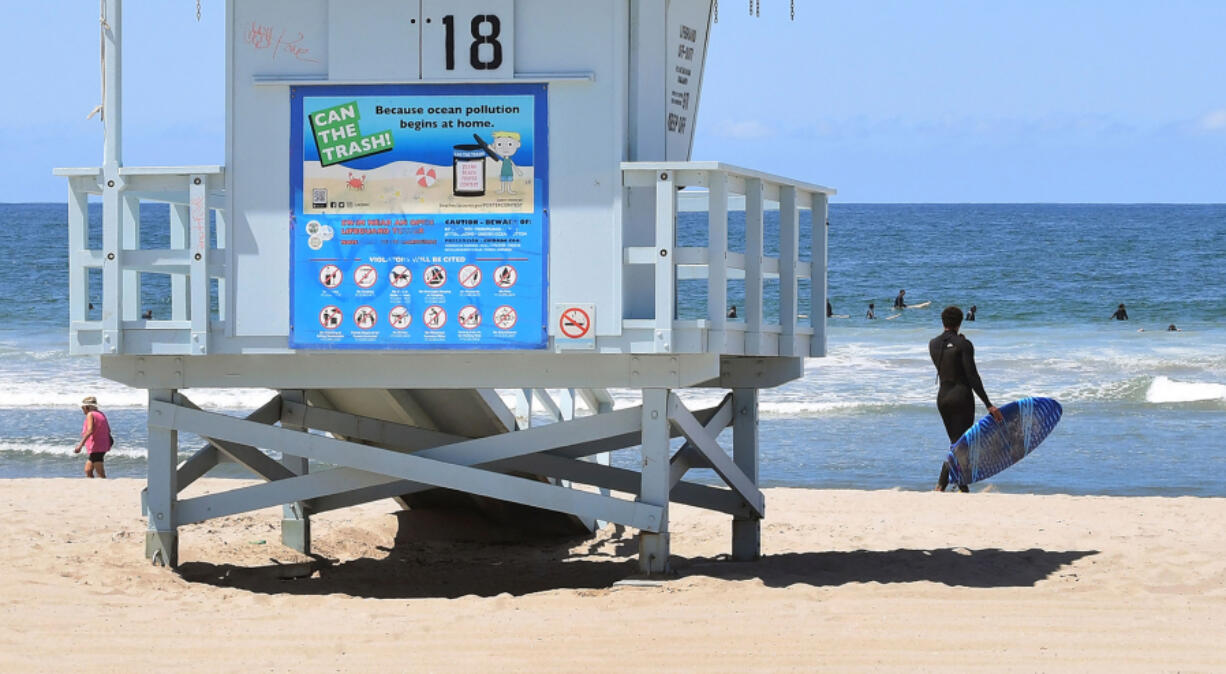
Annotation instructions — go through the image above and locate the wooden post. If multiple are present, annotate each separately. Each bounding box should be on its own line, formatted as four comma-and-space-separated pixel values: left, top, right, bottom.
779, 185, 799, 356
810, 193, 829, 357
145, 389, 179, 567
279, 390, 311, 555
654, 170, 677, 353
731, 387, 760, 560
744, 178, 765, 354
706, 171, 729, 352
638, 388, 671, 573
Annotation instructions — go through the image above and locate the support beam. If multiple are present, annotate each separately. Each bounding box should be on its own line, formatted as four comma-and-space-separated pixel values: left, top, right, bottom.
638, 389, 671, 574
175, 444, 218, 490
669, 393, 734, 487
145, 389, 178, 567
283, 400, 466, 453
178, 468, 400, 525
509, 452, 755, 518
175, 393, 293, 481
155, 401, 664, 532
667, 393, 765, 517
732, 387, 761, 560
296, 399, 727, 514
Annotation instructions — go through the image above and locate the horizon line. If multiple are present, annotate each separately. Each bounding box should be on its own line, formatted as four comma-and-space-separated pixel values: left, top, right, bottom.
3, 200, 1224, 207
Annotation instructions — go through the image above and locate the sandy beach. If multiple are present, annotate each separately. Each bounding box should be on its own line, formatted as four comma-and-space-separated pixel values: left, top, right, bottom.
1, 479, 1222, 672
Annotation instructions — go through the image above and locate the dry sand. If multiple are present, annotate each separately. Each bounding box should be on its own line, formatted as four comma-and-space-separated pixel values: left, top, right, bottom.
1, 478, 1223, 672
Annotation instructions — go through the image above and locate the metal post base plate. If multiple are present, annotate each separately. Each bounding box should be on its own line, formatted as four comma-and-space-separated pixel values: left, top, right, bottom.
145, 530, 179, 568
280, 518, 311, 555
638, 531, 671, 574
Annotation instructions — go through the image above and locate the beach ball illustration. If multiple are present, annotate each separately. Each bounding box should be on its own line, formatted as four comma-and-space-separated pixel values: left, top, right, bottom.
416, 166, 438, 188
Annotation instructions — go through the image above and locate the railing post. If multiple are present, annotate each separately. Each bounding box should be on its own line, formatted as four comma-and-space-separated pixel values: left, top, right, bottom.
810, 193, 829, 357
214, 207, 228, 323
121, 194, 141, 321
169, 204, 189, 321
779, 185, 799, 356
97, 0, 125, 353
654, 169, 676, 353
189, 175, 209, 354
706, 171, 728, 353
67, 180, 89, 325
101, 176, 124, 354
744, 177, 765, 355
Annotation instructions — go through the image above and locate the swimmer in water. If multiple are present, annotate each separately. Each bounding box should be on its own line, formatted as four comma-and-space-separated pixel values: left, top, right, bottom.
866, 303, 876, 319
1112, 303, 1129, 320
894, 289, 907, 309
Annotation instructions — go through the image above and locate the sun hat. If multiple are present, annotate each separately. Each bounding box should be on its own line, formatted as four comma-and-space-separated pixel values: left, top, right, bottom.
81, 396, 99, 407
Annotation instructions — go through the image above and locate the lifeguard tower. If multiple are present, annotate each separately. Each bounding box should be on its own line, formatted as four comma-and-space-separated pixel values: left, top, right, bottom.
56, 0, 834, 574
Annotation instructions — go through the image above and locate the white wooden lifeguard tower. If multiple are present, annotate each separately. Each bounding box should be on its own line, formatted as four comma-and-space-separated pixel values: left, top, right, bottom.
56, 0, 833, 574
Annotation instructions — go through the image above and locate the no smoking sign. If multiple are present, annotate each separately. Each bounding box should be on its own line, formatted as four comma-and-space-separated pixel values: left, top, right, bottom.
555, 303, 595, 350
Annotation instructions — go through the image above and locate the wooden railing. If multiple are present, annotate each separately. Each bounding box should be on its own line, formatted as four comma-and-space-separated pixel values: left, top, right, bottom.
54, 166, 227, 356
621, 162, 835, 357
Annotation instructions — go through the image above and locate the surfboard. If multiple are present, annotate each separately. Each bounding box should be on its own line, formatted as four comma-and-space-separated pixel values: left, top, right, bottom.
906, 301, 932, 309
830, 314, 850, 319
945, 397, 1063, 486
885, 313, 902, 320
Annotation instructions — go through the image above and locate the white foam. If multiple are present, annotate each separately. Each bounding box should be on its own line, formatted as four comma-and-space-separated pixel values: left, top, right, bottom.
1145, 376, 1226, 404
0, 441, 149, 460
0, 384, 277, 410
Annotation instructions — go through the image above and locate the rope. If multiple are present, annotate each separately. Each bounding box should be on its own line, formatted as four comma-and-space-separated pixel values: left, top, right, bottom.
87, 0, 105, 120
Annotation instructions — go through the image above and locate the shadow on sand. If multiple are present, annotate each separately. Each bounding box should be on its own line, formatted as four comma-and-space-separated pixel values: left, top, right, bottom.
176, 512, 1098, 598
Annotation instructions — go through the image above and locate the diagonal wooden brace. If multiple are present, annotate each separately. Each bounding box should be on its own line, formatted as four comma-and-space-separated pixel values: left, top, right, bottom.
281, 399, 727, 514
667, 393, 765, 517
153, 401, 665, 532
669, 393, 734, 487
174, 444, 218, 490
174, 393, 294, 482
508, 452, 756, 518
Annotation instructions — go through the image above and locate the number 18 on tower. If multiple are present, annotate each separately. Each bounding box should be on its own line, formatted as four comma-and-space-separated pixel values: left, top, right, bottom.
422, 0, 515, 79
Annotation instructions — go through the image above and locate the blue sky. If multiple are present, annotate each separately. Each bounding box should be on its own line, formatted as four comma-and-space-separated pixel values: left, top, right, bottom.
4, 1, 1223, 202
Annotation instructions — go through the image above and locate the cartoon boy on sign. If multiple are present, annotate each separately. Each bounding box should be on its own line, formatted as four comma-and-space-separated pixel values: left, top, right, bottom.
491, 131, 525, 194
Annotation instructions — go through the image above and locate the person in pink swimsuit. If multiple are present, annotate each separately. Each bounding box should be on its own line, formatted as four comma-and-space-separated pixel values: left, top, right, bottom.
72, 396, 112, 478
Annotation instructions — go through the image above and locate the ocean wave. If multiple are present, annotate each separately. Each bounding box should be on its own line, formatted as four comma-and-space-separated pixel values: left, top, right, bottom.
1145, 376, 1226, 404
0, 385, 277, 410
0, 441, 151, 460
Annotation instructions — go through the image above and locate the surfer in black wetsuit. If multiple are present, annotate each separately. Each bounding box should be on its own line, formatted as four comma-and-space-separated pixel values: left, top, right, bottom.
1112, 303, 1128, 320
966, 305, 977, 321
866, 303, 876, 319
826, 300, 834, 318
893, 289, 907, 309
930, 306, 1003, 492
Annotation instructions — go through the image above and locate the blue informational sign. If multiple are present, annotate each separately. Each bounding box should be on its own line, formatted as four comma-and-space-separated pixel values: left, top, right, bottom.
289, 83, 548, 349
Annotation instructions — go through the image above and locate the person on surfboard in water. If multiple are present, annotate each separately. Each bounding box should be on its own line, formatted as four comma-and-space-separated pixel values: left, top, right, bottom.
893, 289, 907, 309
930, 306, 1003, 492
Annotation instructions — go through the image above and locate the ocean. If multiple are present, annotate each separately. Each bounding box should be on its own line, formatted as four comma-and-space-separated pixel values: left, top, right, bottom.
1, 203, 1223, 496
